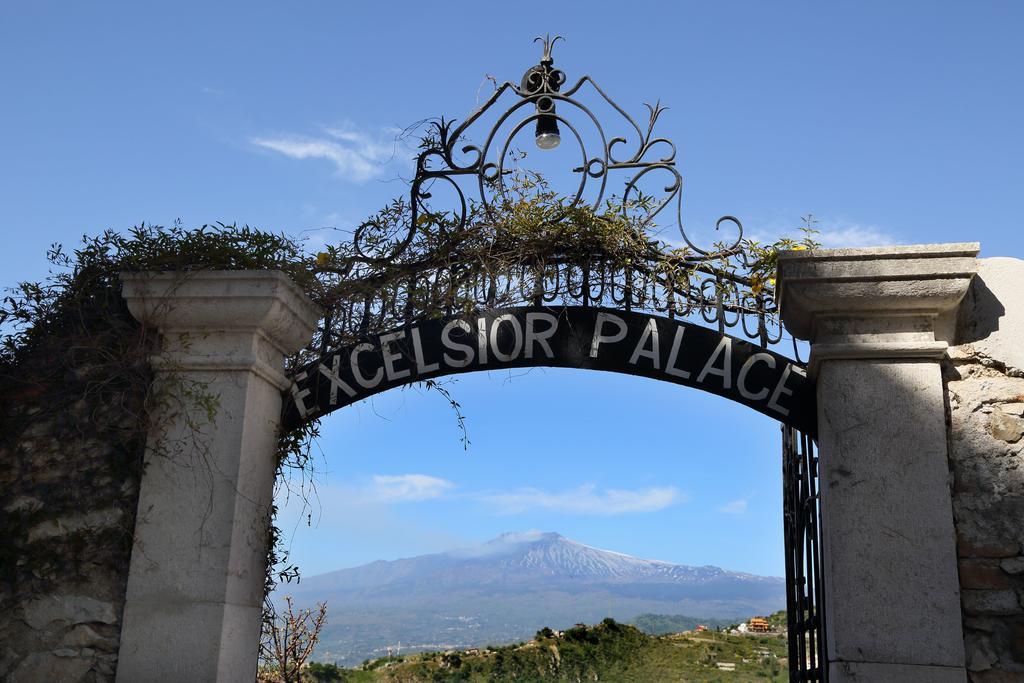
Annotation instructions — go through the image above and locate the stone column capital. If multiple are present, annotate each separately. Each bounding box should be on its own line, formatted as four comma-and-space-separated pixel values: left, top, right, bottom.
121, 270, 321, 353
776, 243, 979, 374
121, 270, 322, 389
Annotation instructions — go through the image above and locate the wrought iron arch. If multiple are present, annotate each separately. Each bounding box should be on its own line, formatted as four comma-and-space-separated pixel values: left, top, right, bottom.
357, 34, 746, 266
286, 37, 826, 682
301, 36, 809, 374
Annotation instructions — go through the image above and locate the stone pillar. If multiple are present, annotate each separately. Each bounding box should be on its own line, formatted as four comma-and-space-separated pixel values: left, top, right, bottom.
777, 244, 979, 682
115, 271, 321, 683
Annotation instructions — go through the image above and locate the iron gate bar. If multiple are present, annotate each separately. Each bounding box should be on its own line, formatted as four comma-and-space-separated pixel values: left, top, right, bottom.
783, 426, 828, 682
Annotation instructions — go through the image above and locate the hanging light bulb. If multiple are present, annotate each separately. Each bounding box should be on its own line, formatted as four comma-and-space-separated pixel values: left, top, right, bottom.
521, 35, 564, 151
535, 107, 561, 150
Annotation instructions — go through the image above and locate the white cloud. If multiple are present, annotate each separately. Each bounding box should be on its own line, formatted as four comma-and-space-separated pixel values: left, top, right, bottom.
481, 483, 682, 516
370, 474, 455, 503
718, 499, 748, 515
251, 122, 407, 182
747, 217, 900, 249
814, 221, 898, 248
271, 479, 467, 575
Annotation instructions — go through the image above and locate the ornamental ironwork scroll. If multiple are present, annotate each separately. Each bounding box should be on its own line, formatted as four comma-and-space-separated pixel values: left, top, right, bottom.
294, 36, 808, 399
350, 35, 744, 266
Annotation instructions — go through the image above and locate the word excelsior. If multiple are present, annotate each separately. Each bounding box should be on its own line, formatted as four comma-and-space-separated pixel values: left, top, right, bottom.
283, 306, 815, 433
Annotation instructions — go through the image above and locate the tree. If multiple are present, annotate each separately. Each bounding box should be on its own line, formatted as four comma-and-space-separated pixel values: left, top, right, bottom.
258, 596, 328, 683
306, 662, 344, 682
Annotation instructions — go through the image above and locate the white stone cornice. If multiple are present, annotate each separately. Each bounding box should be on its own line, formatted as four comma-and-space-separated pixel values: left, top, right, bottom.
805, 340, 950, 377
148, 353, 293, 392
120, 270, 322, 358
776, 243, 979, 345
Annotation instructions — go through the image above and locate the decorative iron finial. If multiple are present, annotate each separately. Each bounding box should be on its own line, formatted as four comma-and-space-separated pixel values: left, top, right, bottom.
397, 35, 746, 266
534, 34, 564, 65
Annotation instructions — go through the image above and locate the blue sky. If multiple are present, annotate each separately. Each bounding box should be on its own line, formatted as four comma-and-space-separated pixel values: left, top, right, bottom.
2, 2, 1022, 578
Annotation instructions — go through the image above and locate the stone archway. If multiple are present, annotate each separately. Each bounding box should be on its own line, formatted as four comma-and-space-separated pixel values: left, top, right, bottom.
111, 241, 985, 682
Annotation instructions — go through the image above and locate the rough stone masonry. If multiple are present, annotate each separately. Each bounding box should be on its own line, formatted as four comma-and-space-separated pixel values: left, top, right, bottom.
0, 357, 146, 682
945, 257, 1024, 682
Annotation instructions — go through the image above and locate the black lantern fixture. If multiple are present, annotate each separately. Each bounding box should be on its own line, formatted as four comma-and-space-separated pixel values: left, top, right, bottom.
521, 35, 564, 150
534, 107, 561, 150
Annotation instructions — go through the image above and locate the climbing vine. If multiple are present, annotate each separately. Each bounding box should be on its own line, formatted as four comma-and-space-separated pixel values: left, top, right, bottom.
0, 223, 323, 606
0, 178, 816, 652
299, 173, 818, 364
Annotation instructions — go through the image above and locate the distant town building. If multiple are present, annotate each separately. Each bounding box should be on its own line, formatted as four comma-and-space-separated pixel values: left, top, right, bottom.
748, 617, 771, 633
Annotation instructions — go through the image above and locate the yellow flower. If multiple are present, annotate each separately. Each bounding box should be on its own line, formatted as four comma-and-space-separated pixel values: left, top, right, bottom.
768, 278, 776, 288
791, 244, 809, 251
750, 274, 764, 296
316, 252, 330, 267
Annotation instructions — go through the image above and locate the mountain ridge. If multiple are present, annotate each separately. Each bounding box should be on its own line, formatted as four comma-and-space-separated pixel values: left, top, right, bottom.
280, 531, 786, 664
298, 531, 780, 588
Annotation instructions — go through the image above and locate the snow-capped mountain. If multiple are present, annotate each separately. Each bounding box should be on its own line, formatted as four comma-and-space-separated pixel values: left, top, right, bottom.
293, 531, 777, 589
280, 532, 785, 665
479, 531, 770, 582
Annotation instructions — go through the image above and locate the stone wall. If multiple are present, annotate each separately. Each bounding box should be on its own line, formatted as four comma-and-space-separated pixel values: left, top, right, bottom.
946, 257, 1024, 681
3, 255, 1022, 682
0, 319, 148, 682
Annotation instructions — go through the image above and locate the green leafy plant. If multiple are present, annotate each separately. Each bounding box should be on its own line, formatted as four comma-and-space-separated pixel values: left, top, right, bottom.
0, 176, 816, 671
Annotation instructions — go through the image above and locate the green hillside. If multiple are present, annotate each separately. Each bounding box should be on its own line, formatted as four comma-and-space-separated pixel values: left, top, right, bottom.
292, 618, 788, 682
630, 613, 734, 636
